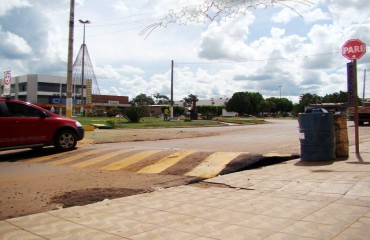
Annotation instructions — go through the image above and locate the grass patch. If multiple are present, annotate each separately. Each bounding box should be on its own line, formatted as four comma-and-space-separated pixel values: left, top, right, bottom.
214, 117, 267, 125
74, 116, 267, 129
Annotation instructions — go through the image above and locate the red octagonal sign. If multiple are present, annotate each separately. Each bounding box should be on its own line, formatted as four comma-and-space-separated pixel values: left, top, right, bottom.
342, 39, 366, 60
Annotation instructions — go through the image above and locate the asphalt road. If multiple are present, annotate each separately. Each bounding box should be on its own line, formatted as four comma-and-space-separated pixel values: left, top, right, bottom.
97, 119, 302, 155
91, 119, 370, 154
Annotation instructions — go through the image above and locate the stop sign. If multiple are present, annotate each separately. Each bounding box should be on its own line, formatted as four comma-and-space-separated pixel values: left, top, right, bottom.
342, 39, 366, 60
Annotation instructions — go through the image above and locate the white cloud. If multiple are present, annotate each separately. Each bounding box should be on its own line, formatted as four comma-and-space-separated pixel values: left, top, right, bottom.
303, 8, 330, 23
325, 0, 370, 26
0, 30, 32, 57
270, 27, 285, 38
121, 65, 145, 75
0, 0, 31, 16
272, 8, 298, 24
198, 14, 255, 61
95, 65, 122, 80
113, 1, 129, 14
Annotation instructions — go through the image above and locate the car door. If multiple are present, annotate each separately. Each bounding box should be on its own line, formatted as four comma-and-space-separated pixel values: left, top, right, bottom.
0, 102, 50, 147
0, 102, 12, 147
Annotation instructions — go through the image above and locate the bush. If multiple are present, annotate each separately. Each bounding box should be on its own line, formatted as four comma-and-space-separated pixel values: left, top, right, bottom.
124, 107, 145, 123
197, 106, 219, 120
105, 120, 116, 128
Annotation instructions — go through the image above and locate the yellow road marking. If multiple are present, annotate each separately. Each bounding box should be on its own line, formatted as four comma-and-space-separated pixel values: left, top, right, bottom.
72, 149, 132, 168
137, 150, 196, 174
101, 150, 161, 171
185, 152, 244, 178
48, 149, 101, 166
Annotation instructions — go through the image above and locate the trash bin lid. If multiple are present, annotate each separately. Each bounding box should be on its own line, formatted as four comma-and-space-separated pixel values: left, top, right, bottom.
304, 108, 328, 113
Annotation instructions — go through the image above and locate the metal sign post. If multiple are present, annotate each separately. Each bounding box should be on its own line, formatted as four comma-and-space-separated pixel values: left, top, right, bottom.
342, 39, 366, 154
352, 60, 360, 154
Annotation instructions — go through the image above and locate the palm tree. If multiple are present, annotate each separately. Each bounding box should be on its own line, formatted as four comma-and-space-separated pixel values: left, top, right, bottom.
183, 94, 199, 120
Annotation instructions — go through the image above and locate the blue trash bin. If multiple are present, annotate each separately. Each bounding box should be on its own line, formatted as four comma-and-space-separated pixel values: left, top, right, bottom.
298, 112, 335, 161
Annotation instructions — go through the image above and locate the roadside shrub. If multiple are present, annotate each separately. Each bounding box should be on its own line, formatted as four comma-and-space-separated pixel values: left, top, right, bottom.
197, 106, 219, 120
173, 106, 185, 117
124, 107, 145, 123
105, 120, 116, 128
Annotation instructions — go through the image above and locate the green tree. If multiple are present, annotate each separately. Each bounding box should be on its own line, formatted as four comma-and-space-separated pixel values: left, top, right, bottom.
131, 93, 155, 106
322, 91, 348, 103
226, 92, 249, 115
226, 92, 264, 115
259, 98, 276, 114
183, 94, 199, 120
276, 98, 294, 113
295, 93, 322, 113
153, 93, 170, 105
183, 94, 199, 107
247, 92, 264, 114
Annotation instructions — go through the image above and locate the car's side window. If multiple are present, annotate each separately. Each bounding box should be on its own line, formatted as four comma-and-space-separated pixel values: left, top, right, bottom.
6, 102, 43, 117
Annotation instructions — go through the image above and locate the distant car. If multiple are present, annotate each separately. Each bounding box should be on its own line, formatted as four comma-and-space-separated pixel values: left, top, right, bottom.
0, 97, 84, 151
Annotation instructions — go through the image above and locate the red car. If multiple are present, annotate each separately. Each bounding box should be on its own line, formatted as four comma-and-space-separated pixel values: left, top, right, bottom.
0, 97, 84, 151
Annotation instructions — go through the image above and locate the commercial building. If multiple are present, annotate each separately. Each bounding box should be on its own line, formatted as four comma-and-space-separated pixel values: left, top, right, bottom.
1, 74, 130, 115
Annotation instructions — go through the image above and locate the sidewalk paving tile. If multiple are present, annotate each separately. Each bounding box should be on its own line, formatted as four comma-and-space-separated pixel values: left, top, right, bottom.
332, 227, 370, 240
6, 212, 93, 239
129, 227, 199, 240
0, 221, 44, 240
130, 211, 190, 226
205, 224, 273, 240
237, 214, 296, 231
280, 221, 346, 240
165, 216, 230, 235
302, 210, 361, 227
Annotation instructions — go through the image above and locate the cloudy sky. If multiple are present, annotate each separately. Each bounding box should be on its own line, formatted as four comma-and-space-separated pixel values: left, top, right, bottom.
1, 0, 370, 103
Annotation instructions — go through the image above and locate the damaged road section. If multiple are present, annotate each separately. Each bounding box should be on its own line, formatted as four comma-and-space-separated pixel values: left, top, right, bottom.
219, 153, 300, 176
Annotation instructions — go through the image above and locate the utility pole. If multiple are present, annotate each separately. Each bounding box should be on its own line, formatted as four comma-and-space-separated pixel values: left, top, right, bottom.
170, 60, 174, 119
66, 0, 75, 118
279, 85, 282, 98
79, 19, 90, 116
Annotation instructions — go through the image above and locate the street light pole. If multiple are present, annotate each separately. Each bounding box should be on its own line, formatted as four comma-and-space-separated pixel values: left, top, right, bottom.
79, 19, 90, 116
279, 86, 282, 98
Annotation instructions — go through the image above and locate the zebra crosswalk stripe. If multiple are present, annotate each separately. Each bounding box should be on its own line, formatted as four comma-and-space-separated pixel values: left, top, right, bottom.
185, 152, 244, 178
101, 150, 161, 171
137, 150, 197, 174
47, 149, 101, 166
71, 149, 132, 168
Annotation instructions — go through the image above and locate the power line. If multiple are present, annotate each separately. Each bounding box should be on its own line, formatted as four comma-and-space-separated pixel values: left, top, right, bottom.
176, 51, 342, 65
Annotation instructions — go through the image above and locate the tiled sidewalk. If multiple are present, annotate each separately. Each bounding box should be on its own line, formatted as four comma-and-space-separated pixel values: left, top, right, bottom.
1, 144, 370, 240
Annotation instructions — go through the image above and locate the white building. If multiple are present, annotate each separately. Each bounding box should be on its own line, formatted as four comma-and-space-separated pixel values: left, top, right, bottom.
174, 97, 230, 107
3, 74, 72, 104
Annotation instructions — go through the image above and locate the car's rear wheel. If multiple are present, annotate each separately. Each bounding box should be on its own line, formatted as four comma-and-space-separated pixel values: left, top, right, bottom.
54, 130, 77, 151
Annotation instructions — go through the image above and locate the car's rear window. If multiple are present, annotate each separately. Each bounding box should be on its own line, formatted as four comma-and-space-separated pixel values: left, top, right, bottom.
6, 102, 43, 117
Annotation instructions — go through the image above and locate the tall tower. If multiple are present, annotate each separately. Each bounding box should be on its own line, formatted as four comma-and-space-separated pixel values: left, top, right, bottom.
72, 44, 101, 110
